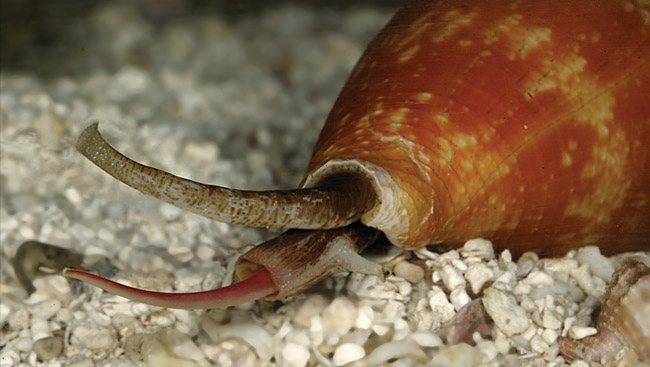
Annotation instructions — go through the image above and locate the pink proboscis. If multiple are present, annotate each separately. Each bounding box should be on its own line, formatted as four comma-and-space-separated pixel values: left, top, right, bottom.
63, 268, 276, 309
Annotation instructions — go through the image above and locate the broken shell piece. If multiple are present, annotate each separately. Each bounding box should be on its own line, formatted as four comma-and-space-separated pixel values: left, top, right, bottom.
558, 260, 650, 366
445, 299, 491, 346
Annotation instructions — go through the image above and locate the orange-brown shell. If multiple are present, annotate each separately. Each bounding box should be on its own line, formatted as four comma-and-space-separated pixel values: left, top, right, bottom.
302, 0, 650, 256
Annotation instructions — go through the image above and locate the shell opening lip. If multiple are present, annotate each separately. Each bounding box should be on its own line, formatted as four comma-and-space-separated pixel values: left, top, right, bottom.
63, 267, 277, 309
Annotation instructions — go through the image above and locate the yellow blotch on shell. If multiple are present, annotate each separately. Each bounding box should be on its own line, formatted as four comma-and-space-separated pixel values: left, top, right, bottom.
432, 10, 478, 43
399, 44, 421, 63
415, 93, 433, 103
562, 152, 573, 167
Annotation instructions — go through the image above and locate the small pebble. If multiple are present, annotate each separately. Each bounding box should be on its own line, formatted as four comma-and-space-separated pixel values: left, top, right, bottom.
142, 335, 196, 367
515, 252, 539, 278
570, 264, 605, 297
282, 343, 310, 367
371, 323, 391, 336
30, 318, 51, 341
568, 326, 597, 340
33, 336, 63, 361
70, 325, 117, 350
449, 288, 471, 311
524, 271, 554, 287
476, 339, 499, 362
111, 313, 139, 337
355, 305, 374, 330
8, 309, 30, 330
482, 287, 530, 336
576, 246, 614, 281
309, 315, 324, 345
66, 359, 95, 367
410, 331, 443, 347
499, 250, 513, 268
171, 336, 208, 365
541, 308, 563, 330
440, 250, 461, 262
396, 278, 413, 296
543, 258, 578, 274
32, 110, 64, 146
520, 324, 538, 341
430, 343, 483, 367
196, 244, 216, 261
393, 261, 424, 284
147, 310, 175, 327
460, 238, 495, 259
184, 141, 218, 161
393, 318, 411, 340
465, 262, 493, 294
428, 287, 456, 328
332, 343, 365, 366
322, 297, 357, 336
451, 259, 468, 272
493, 270, 516, 290
54, 308, 73, 328
294, 295, 327, 329
493, 329, 511, 354
542, 328, 559, 344
529, 334, 548, 354
30, 300, 62, 321
440, 264, 466, 291
14, 337, 33, 353
205, 321, 273, 360
366, 340, 427, 366
0, 304, 10, 325
0, 350, 20, 367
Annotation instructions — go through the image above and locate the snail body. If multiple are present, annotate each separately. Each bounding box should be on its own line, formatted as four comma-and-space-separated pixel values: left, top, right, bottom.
64, 0, 649, 307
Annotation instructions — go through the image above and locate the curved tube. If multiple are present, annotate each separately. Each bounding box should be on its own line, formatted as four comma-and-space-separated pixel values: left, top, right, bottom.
77, 123, 377, 230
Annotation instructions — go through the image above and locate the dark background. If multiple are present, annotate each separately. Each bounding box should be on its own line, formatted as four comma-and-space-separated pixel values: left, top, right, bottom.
1, 0, 406, 76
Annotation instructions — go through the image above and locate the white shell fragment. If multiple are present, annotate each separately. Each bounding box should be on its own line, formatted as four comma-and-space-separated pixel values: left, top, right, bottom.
393, 260, 425, 284
567, 326, 598, 340
2, 2, 649, 367
332, 343, 365, 366
576, 246, 615, 281
460, 238, 495, 260
482, 287, 531, 336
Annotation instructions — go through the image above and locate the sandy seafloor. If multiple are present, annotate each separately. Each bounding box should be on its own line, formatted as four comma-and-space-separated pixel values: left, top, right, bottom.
1, 2, 649, 367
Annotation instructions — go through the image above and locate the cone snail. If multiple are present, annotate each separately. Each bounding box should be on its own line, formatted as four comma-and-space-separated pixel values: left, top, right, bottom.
64, 0, 649, 314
